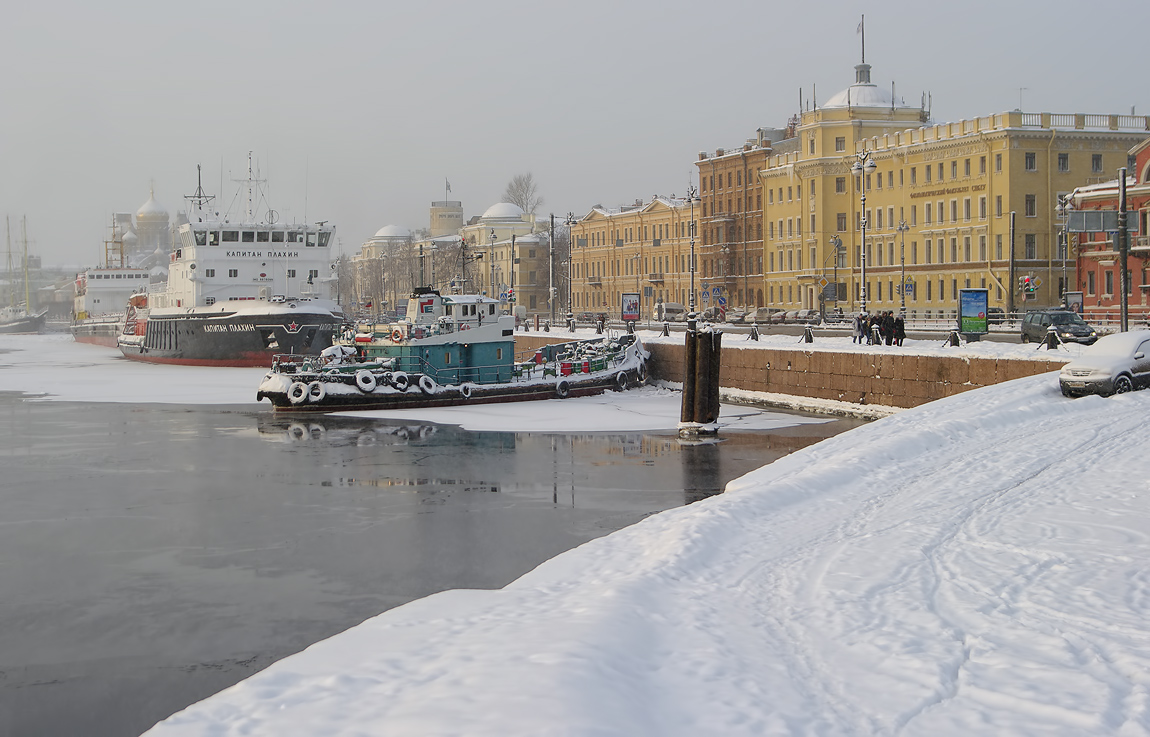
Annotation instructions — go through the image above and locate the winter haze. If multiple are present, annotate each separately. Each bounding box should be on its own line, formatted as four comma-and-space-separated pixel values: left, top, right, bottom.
2, 0, 1147, 267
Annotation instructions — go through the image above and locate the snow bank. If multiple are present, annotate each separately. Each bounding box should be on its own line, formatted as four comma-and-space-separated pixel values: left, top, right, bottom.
145, 373, 1150, 736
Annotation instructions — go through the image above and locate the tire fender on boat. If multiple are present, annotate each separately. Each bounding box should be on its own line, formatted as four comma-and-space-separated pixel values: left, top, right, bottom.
459, 383, 473, 399
615, 371, 629, 391
392, 371, 410, 391
555, 379, 570, 399
306, 381, 326, 403
288, 382, 308, 404
355, 369, 377, 392
418, 375, 437, 394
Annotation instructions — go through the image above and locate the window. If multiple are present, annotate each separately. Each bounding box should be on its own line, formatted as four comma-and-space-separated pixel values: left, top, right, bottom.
888, 207, 894, 229
204, 268, 215, 277
228, 269, 238, 278
876, 209, 883, 230
194, 231, 207, 246
912, 241, 918, 264
1025, 234, 1037, 260
1093, 154, 1103, 173
996, 234, 1003, 260
1087, 271, 1095, 295
979, 196, 987, 219
287, 269, 296, 278
835, 176, 846, 193
876, 172, 883, 190
836, 213, 847, 232
271, 231, 284, 243
242, 231, 255, 243
925, 165, 932, 183
996, 195, 1003, 218
222, 231, 239, 242
888, 172, 893, 188
995, 153, 1002, 172
938, 163, 944, 181
809, 138, 815, 154
1058, 153, 1069, 172
963, 198, 971, 221
835, 136, 846, 152
951, 161, 958, 179
1025, 152, 1037, 171
951, 200, 958, 222
951, 238, 958, 262
925, 203, 932, 224
963, 236, 971, 261
964, 159, 971, 177
1025, 194, 1037, 217
1105, 270, 1114, 295
911, 167, 917, 184
938, 201, 945, 223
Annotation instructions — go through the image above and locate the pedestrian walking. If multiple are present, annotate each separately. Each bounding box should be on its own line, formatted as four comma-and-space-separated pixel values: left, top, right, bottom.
894, 314, 906, 346
882, 311, 895, 346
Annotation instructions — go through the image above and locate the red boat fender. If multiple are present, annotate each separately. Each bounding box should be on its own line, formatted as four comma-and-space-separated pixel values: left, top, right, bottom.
354, 334, 372, 343
534, 351, 543, 364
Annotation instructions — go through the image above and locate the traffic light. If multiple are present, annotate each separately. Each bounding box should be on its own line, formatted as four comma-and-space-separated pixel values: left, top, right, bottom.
507, 287, 515, 303
1019, 275, 1036, 293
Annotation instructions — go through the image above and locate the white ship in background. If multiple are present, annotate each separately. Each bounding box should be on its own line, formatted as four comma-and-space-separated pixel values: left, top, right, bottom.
71, 213, 154, 346
116, 159, 343, 366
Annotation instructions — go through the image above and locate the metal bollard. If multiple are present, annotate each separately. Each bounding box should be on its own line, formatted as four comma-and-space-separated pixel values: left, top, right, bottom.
662, 321, 670, 337
1042, 326, 1061, 350
749, 322, 759, 341
596, 320, 604, 334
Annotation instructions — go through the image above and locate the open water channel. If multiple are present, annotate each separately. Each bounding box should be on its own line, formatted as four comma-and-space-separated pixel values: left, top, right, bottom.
0, 394, 865, 736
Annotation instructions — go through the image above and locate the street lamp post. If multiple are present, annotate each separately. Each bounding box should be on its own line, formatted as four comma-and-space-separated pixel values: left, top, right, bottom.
1056, 195, 1072, 306
488, 228, 496, 298
829, 234, 844, 313
548, 214, 555, 325
687, 186, 699, 330
565, 212, 576, 331
851, 151, 877, 314
897, 219, 909, 316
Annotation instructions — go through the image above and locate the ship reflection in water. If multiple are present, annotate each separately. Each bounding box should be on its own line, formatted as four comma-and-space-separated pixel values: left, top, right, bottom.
255, 413, 852, 507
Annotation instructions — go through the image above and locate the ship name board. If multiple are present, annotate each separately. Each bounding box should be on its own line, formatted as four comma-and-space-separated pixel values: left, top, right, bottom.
203, 324, 257, 333
226, 251, 303, 258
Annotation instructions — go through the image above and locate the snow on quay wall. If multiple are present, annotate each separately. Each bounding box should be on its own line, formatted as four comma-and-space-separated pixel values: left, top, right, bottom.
515, 331, 1067, 410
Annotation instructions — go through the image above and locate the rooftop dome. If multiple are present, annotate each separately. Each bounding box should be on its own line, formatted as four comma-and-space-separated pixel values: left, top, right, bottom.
137, 190, 168, 220
373, 225, 411, 239
822, 63, 915, 110
481, 202, 525, 220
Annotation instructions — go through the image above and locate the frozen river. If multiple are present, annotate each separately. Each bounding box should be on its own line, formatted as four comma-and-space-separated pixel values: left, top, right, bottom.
0, 389, 863, 736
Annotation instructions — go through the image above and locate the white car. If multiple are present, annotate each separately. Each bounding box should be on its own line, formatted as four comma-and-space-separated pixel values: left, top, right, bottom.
1059, 330, 1150, 397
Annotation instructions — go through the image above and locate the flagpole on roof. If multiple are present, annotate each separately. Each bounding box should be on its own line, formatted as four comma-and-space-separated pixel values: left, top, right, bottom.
858, 15, 865, 64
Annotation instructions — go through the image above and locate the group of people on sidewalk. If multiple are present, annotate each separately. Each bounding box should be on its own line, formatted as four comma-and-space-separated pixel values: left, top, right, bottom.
852, 310, 906, 346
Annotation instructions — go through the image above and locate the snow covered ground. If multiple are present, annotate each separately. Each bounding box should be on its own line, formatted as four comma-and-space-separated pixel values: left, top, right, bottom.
133, 340, 1149, 735
8, 334, 1148, 735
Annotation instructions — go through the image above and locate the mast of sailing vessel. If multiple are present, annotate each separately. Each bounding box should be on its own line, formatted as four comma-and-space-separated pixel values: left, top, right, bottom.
5, 217, 12, 309
22, 217, 31, 312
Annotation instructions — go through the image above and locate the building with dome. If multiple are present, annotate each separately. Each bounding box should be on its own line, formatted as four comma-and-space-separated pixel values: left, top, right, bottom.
458, 202, 552, 313
351, 225, 414, 315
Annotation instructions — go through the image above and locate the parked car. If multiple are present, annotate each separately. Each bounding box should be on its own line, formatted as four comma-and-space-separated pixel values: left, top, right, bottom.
1021, 310, 1098, 344
725, 309, 748, 324
769, 309, 790, 324
653, 302, 686, 322
792, 309, 821, 324
1059, 330, 1150, 397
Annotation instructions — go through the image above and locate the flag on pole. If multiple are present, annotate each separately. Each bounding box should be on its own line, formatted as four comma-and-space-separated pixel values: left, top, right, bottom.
446, 179, 451, 192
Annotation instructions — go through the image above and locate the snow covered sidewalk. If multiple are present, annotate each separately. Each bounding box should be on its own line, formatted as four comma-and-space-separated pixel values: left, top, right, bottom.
146, 374, 1150, 736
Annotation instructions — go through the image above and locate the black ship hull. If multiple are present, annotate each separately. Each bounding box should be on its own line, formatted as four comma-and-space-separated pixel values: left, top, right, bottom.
119, 310, 340, 367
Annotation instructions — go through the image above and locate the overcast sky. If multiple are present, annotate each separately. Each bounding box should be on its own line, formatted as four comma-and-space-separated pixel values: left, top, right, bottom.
3, 0, 1148, 268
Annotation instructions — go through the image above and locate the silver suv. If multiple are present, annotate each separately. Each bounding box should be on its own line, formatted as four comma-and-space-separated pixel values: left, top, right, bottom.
1020, 310, 1098, 345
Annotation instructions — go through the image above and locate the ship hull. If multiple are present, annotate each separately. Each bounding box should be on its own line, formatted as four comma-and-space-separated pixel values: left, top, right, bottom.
119, 309, 341, 367
0, 310, 47, 334
71, 317, 124, 347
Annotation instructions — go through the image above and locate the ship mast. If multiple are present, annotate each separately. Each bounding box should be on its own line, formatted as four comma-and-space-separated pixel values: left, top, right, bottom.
184, 164, 216, 214
22, 217, 31, 311
5, 217, 12, 309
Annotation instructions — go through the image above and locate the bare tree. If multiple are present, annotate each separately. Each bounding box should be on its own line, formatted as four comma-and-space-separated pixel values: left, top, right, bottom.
502, 173, 544, 214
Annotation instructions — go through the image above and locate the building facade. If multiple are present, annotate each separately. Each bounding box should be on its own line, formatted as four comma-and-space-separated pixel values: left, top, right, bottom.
759, 61, 1150, 319
1067, 136, 1150, 319
569, 196, 698, 320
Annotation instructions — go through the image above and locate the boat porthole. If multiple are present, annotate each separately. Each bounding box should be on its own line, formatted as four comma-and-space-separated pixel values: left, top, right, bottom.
287, 382, 308, 404
556, 380, 570, 399
355, 370, 377, 392
418, 375, 436, 394
306, 381, 326, 403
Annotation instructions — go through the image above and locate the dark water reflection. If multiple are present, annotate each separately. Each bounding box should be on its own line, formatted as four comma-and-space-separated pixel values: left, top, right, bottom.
0, 395, 864, 736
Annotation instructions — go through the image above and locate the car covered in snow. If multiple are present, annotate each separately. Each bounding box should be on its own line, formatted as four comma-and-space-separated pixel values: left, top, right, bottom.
1059, 330, 1150, 397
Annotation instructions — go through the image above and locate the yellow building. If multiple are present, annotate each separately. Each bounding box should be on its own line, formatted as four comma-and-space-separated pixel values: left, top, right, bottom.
696, 135, 772, 310
458, 203, 552, 314
761, 61, 1150, 317
569, 196, 698, 319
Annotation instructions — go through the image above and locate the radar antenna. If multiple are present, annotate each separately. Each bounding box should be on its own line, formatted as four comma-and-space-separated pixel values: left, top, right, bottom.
184, 164, 216, 212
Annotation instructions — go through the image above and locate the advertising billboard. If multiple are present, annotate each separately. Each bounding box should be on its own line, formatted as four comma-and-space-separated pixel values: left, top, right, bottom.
621, 292, 640, 322
958, 288, 989, 334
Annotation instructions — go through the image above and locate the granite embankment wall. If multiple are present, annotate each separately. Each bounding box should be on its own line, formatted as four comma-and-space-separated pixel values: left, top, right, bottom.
515, 334, 1064, 410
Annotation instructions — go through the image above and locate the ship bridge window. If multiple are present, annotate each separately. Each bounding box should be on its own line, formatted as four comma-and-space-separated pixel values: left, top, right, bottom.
256, 231, 270, 242
242, 231, 255, 243
271, 231, 284, 242
287, 231, 300, 243
208, 231, 220, 245
306, 232, 317, 247
222, 231, 239, 242
205, 297, 216, 306
489, 304, 495, 315
194, 231, 208, 246
318, 232, 331, 247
